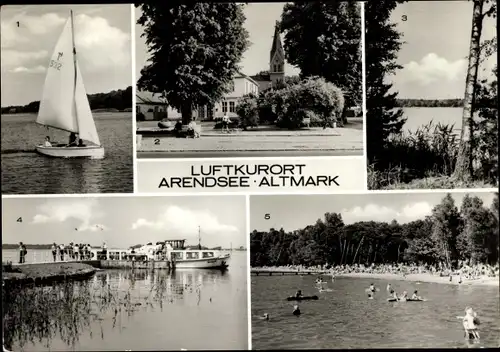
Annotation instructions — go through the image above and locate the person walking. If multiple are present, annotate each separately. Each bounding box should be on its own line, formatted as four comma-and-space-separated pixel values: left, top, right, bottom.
222, 113, 230, 133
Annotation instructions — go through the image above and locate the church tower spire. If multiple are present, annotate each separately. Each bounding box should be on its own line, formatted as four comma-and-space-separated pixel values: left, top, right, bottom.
269, 20, 285, 85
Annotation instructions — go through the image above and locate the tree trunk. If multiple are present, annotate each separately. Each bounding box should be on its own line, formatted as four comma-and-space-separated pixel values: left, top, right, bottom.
181, 101, 194, 125
352, 236, 364, 264
453, 0, 485, 181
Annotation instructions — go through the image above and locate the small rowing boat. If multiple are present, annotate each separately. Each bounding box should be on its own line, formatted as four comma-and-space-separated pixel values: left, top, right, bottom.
286, 295, 319, 301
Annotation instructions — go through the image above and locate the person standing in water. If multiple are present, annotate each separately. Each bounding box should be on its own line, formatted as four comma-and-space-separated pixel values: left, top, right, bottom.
293, 305, 301, 316
460, 307, 480, 340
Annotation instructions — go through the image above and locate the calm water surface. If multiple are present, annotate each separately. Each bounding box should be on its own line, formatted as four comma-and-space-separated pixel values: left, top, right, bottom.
403, 107, 462, 133
251, 275, 500, 349
4, 251, 248, 351
1, 112, 133, 194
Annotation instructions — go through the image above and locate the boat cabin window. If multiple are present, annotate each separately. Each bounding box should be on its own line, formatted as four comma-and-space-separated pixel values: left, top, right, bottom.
186, 252, 199, 259
202, 252, 215, 258
171, 252, 183, 260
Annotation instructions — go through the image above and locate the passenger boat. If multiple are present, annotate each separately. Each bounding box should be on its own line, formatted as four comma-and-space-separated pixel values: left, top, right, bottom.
93, 239, 231, 270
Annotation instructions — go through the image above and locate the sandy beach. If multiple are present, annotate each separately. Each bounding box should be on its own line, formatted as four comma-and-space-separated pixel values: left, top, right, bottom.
335, 272, 499, 287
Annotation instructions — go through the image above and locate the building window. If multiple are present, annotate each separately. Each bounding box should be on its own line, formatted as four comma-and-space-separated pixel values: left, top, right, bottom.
154, 106, 159, 112
229, 101, 235, 113
137, 105, 141, 113
222, 101, 228, 113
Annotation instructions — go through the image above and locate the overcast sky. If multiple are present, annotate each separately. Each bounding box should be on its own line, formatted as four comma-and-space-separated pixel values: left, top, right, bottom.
2, 196, 247, 249
250, 192, 496, 232
1, 4, 132, 106
389, 1, 497, 99
135, 3, 301, 81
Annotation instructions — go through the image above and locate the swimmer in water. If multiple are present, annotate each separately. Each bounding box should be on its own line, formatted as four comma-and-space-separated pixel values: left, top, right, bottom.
295, 290, 303, 298
386, 283, 392, 293
399, 291, 408, 301
263, 313, 269, 321
411, 290, 421, 300
293, 304, 301, 316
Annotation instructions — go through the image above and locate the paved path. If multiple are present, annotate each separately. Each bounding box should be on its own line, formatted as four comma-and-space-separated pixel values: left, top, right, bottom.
137, 129, 363, 155
138, 149, 362, 158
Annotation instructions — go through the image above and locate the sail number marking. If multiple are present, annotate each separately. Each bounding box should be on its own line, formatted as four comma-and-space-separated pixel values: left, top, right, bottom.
49, 60, 62, 71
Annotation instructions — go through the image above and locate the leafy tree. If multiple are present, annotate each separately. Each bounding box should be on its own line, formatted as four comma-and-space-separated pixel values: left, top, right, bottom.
474, 65, 498, 183
280, 1, 361, 122
430, 194, 462, 268
136, 2, 249, 124
365, 0, 406, 164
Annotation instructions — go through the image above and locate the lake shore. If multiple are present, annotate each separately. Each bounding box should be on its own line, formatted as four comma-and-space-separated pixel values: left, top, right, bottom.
3, 262, 97, 285
251, 267, 499, 287
335, 272, 499, 287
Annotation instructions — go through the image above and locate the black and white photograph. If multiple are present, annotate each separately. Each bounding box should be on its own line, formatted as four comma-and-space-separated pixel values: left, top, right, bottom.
1, 5, 134, 194
135, 2, 363, 158
2, 195, 248, 351
366, 0, 498, 190
250, 191, 499, 349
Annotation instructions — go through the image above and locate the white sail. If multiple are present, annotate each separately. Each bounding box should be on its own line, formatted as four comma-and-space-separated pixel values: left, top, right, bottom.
75, 61, 100, 145
36, 18, 79, 133
36, 12, 101, 146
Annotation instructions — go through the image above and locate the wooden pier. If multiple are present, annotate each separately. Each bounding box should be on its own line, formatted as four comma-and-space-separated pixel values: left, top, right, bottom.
251, 269, 329, 276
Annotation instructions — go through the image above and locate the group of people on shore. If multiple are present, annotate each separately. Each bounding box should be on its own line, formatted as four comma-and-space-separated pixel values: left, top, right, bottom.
256, 262, 499, 283
51, 242, 94, 262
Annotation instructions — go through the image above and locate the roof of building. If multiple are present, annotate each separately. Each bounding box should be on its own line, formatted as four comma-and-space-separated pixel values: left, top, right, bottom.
234, 71, 260, 86
136, 90, 168, 105
250, 73, 272, 83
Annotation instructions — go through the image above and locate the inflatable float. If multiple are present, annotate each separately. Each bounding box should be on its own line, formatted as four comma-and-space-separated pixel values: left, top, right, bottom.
387, 298, 425, 302
287, 295, 319, 301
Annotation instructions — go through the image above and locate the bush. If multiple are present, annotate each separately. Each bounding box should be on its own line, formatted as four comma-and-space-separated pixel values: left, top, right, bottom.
236, 93, 259, 130
261, 77, 344, 129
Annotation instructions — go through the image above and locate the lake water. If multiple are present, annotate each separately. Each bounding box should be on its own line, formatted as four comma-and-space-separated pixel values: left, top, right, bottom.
402, 107, 462, 133
3, 251, 248, 351
1, 112, 133, 194
251, 275, 500, 349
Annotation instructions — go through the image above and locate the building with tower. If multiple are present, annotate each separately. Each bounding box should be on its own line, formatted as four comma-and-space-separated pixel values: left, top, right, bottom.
250, 21, 286, 92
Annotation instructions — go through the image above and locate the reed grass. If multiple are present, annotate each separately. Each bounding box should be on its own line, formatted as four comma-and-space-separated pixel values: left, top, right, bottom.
2, 270, 204, 351
368, 120, 497, 189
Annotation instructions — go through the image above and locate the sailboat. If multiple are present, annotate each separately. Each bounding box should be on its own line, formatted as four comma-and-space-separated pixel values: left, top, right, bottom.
35, 10, 104, 159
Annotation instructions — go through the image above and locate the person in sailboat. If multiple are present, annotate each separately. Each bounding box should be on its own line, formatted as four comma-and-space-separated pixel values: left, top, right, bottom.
67, 132, 78, 147
44, 136, 53, 147
78, 139, 86, 147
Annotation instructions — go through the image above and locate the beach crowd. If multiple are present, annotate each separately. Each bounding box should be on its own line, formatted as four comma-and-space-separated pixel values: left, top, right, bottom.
255, 262, 499, 282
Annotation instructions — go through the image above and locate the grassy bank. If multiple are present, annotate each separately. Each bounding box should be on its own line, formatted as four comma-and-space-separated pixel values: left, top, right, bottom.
3, 262, 97, 285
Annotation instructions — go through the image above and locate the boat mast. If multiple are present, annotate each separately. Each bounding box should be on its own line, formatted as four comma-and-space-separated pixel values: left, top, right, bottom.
198, 226, 201, 250
70, 10, 79, 132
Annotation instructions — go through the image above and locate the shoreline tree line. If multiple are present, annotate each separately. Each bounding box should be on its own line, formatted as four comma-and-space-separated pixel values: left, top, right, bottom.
1, 86, 132, 115
250, 193, 499, 268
